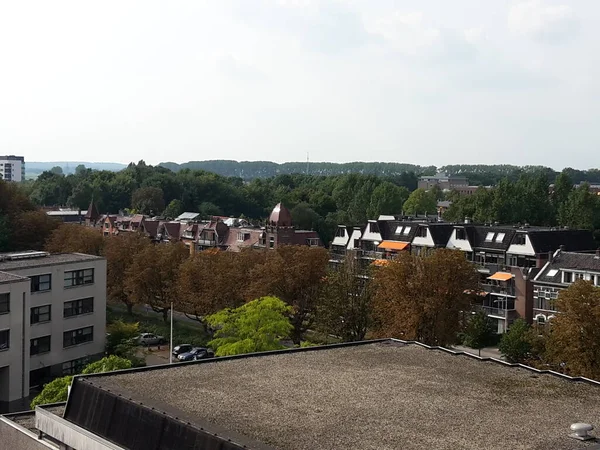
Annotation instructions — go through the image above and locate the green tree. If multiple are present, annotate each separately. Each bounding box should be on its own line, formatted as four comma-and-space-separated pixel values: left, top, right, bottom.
552, 170, 573, 212
545, 280, 600, 379
206, 296, 293, 356
50, 166, 63, 175
106, 320, 140, 354
402, 188, 437, 216
558, 183, 599, 230
498, 319, 531, 363
462, 311, 496, 356
163, 199, 184, 219
290, 202, 321, 230
367, 182, 409, 218
75, 164, 87, 175
30, 356, 132, 408
131, 186, 165, 215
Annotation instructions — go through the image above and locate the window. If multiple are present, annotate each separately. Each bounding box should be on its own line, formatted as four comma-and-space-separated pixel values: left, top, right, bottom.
30, 367, 52, 389
31, 274, 52, 293
104, 222, 109, 228
64, 268, 94, 287
369, 222, 378, 233
415, 227, 427, 238
495, 233, 505, 243
335, 227, 345, 237
237, 232, 244, 241
563, 271, 573, 283
269, 236, 275, 249
402, 226, 411, 235
546, 269, 558, 278
30, 335, 51, 355
62, 357, 92, 375
455, 228, 466, 240
63, 326, 93, 347
0, 329, 9, 350
574, 272, 585, 281
395, 226, 403, 234
31, 305, 51, 324
485, 232, 495, 242
0, 293, 8, 314
514, 234, 526, 245
64, 298, 94, 318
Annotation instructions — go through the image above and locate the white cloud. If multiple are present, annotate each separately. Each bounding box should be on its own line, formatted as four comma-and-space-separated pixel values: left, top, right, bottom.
463, 26, 486, 44
366, 11, 440, 55
508, 0, 579, 43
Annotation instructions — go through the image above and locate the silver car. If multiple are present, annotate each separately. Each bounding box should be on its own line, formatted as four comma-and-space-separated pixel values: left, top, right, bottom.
138, 332, 166, 346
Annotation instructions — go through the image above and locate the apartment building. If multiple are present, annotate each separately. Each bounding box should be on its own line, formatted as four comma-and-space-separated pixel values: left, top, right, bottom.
0, 251, 106, 412
330, 216, 597, 333
0, 155, 25, 182
532, 249, 600, 325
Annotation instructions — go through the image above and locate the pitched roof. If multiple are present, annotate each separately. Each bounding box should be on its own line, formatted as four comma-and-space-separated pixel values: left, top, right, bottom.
163, 222, 185, 240
85, 200, 100, 220
268, 203, 292, 227
71, 341, 600, 450
378, 221, 418, 243
222, 228, 264, 251
535, 250, 600, 284
425, 223, 454, 246
527, 229, 597, 253
142, 220, 162, 238
470, 227, 517, 251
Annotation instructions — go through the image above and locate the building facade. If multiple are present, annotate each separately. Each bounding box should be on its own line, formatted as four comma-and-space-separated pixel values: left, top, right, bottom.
0, 155, 25, 182
0, 251, 106, 412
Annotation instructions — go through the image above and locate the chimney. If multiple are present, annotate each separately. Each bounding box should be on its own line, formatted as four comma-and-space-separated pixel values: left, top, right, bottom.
464, 217, 471, 224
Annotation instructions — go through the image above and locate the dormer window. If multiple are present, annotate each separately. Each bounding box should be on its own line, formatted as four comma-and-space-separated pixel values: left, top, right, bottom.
514, 234, 526, 245
563, 272, 573, 283
455, 228, 466, 240
369, 222, 378, 233
237, 232, 250, 242
416, 227, 427, 238
335, 228, 345, 238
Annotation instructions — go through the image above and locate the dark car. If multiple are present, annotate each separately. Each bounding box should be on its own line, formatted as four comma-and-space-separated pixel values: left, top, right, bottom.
177, 347, 215, 362
172, 344, 193, 358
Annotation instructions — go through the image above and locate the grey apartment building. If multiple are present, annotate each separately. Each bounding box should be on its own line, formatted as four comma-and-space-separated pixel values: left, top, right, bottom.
0, 251, 106, 412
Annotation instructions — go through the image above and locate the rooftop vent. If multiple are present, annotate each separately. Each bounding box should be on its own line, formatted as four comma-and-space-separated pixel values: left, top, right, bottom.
6, 251, 50, 261
569, 423, 595, 441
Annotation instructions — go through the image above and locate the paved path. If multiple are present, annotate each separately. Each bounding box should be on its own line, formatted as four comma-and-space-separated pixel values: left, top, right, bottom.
449, 345, 504, 360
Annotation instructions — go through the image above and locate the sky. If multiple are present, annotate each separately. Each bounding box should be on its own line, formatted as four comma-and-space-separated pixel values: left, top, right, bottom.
1, 0, 599, 169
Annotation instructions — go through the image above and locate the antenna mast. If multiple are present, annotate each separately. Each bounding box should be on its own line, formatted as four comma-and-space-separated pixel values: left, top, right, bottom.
306, 152, 309, 175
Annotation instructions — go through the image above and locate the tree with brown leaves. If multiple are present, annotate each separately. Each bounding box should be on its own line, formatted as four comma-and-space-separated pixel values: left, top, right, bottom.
104, 233, 152, 314
247, 246, 329, 344
372, 248, 479, 346
546, 280, 600, 380
45, 223, 104, 255
126, 242, 189, 321
319, 255, 373, 341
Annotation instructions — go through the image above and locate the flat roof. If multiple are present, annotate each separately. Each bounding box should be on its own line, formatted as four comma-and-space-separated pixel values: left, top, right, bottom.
0, 253, 104, 271
0, 271, 29, 284
81, 341, 600, 450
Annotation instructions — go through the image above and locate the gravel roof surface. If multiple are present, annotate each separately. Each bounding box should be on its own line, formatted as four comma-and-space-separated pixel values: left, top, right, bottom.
90, 342, 600, 450
0, 271, 28, 283
7, 405, 66, 431
0, 253, 103, 270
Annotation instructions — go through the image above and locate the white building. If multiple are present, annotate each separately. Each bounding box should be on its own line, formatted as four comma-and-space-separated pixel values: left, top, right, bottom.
0, 155, 25, 182
0, 251, 106, 412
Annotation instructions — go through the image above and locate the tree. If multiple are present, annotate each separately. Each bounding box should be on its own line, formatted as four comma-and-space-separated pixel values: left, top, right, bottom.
558, 183, 599, 230
206, 296, 293, 356
462, 311, 496, 356
126, 242, 189, 321
290, 202, 321, 230
50, 166, 63, 175
402, 188, 437, 216
11, 211, 60, 251
75, 164, 87, 175
81, 355, 132, 374
163, 199, 184, 219
30, 356, 132, 408
552, 170, 573, 212
319, 256, 373, 341
367, 182, 409, 218
45, 224, 104, 255
498, 319, 532, 363
104, 233, 152, 314
131, 186, 165, 215
106, 320, 140, 354
247, 246, 329, 344
545, 280, 600, 379
372, 249, 479, 346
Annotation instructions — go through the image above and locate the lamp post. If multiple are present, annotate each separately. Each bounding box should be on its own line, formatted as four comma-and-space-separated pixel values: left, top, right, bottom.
169, 301, 173, 364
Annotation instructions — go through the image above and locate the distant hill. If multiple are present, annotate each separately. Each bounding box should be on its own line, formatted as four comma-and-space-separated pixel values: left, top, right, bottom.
26, 161, 127, 177
159, 160, 436, 179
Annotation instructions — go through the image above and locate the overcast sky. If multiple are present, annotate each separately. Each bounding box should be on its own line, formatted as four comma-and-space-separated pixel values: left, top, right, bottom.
1, 0, 598, 169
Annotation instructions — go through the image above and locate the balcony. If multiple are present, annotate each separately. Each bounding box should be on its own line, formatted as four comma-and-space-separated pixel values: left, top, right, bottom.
481, 284, 515, 297
473, 304, 513, 319
196, 239, 216, 247
360, 250, 384, 259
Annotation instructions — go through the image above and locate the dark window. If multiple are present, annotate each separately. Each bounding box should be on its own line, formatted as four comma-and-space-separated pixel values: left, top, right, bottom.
564, 272, 573, 283
31, 305, 51, 324
64, 269, 94, 288
369, 222, 378, 233
0, 293, 8, 314
30, 367, 52, 389
31, 274, 52, 293
0, 329, 9, 350
62, 356, 92, 375
416, 227, 427, 238
514, 234, 526, 245
30, 335, 51, 355
269, 236, 275, 249
63, 326, 93, 347
455, 228, 466, 240
64, 298, 94, 318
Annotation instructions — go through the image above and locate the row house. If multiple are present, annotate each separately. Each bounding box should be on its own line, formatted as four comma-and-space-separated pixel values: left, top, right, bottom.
330, 216, 597, 333
531, 249, 600, 325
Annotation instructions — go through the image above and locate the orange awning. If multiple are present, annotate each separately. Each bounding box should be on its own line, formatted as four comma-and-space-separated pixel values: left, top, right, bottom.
378, 241, 409, 251
488, 272, 513, 281
372, 259, 390, 267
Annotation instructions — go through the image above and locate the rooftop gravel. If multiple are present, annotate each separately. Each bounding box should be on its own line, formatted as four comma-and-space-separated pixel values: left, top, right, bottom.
89, 342, 600, 450
0, 253, 103, 270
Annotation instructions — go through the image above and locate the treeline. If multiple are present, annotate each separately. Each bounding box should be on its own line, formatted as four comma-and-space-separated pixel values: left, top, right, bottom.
444, 172, 600, 240
159, 160, 436, 179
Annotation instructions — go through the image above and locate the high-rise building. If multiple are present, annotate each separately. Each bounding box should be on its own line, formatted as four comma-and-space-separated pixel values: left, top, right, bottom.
0, 156, 25, 182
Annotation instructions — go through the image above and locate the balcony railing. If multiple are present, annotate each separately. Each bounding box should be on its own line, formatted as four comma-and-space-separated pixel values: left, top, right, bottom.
360, 250, 384, 259
196, 239, 216, 247
473, 304, 514, 319
481, 284, 516, 297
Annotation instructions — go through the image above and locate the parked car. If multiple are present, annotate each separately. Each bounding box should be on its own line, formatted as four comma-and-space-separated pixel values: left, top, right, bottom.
177, 347, 215, 362
172, 344, 193, 358
138, 333, 166, 346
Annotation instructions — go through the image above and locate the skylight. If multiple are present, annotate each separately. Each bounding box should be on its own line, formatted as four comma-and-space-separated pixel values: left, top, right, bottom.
403, 226, 411, 235
485, 232, 495, 242
495, 233, 505, 243
547, 269, 558, 277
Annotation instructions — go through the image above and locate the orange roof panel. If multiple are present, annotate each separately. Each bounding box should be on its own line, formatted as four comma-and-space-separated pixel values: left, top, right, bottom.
378, 241, 409, 251
487, 272, 513, 281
